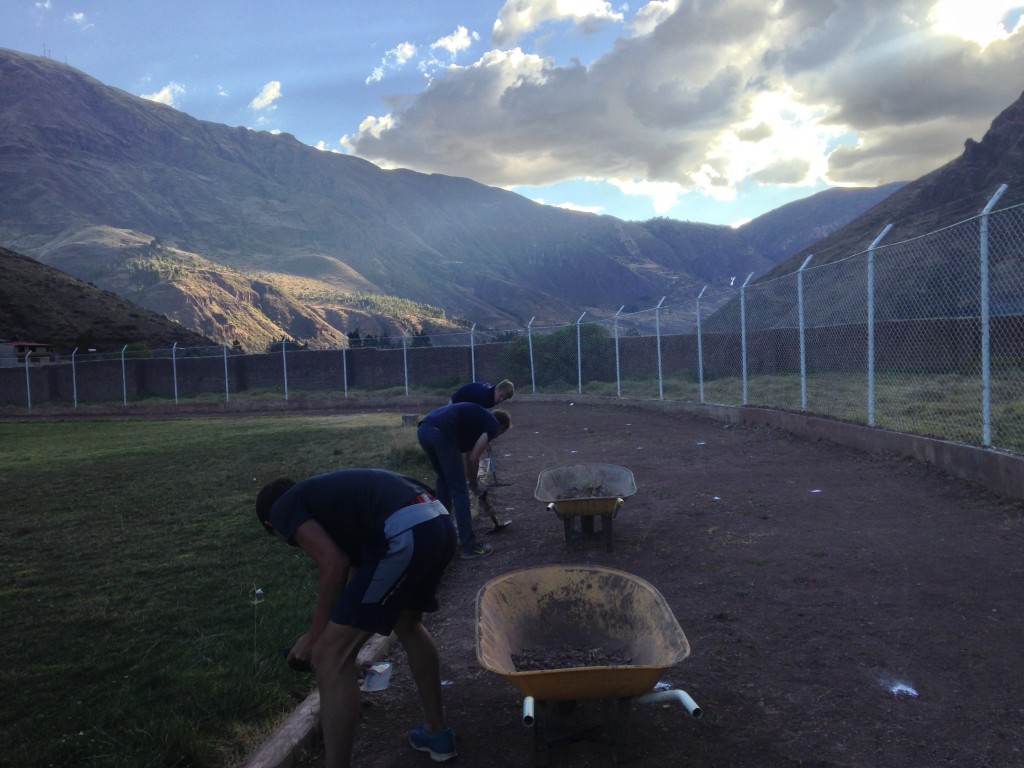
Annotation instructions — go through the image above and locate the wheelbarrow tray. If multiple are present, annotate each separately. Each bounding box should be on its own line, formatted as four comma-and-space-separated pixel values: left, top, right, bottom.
535, 464, 636, 518
476, 565, 689, 702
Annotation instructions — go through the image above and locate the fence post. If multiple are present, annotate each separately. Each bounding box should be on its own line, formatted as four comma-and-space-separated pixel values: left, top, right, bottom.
71, 347, 79, 408
402, 328, 411, 397
797, 255, 814, 411
121, 344, 128, 407
696, 287, 707, 404
470, 323, 476, 382
866, 225, 892, 427
980, 183, 1008, 447
342, 338, 349, 399
281, 339, 289, 402
576, 312, 587, 395
222, 344, 230, 402
24, 350, 32, 409
655, 297, 666, 400
613, 306, 624, 398
740, 275, 753, 405
172, 342, 179, 404
527, 317, 536, 394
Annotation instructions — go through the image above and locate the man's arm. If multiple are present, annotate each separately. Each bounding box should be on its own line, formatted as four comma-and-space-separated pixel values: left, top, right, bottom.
465, 433, 491, 492
289, 518, 350, 661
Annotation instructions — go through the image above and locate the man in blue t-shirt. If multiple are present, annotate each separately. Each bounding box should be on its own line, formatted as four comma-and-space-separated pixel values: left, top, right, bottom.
417, 402, 511, 559
256, 468, 459, 765
449, 379, 514, 409
450, 379, 514, 488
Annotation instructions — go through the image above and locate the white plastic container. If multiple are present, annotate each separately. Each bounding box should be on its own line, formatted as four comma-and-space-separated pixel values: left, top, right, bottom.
360, 662, 392, 692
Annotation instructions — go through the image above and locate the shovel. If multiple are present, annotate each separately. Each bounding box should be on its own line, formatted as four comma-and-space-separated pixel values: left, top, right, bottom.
478, 489, 512, 533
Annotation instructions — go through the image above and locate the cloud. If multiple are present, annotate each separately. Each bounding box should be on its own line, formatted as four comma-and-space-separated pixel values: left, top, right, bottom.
494, 0, 625, 45
141, 82, 186, 107
249, 81, 282, 110
532, 197, 604, 214
345, 1, 1024, 210
432, 25, 480, 56
65, 11, 93, 30
366, 41, 418, 84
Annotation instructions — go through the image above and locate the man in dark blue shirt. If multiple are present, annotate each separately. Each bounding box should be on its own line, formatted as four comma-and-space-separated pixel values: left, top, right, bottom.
450, 379, 514, 409
417, 402, 511, 559
256, 468, 459, 765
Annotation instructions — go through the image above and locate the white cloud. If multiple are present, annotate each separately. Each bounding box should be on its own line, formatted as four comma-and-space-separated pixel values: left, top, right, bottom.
611, 179, 684, 213
249, 81, 282, 110
929, 0, 1024, 48
432, 26, 480, 56
65, 11, 93, 30
345, 1, 1024, 209
141, 82, 186, 107
366, 41, 418, 85
532, 197, 604, 214
494, 0, 625, 45
628, 0, 680, 36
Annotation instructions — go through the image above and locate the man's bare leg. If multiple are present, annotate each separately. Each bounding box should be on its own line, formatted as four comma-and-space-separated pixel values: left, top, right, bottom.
312, 622, 373, 768
393, 610, 445, 732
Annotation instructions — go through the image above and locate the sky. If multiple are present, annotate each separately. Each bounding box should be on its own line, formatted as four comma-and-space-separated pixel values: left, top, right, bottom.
3, 1, 1024, 227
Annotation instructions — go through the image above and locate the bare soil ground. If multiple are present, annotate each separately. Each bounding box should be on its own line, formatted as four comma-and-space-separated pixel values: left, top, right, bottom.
293, 400, 1024, 768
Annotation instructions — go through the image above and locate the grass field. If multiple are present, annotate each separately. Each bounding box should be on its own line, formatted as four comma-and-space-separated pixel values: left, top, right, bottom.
0, 413, 429, 768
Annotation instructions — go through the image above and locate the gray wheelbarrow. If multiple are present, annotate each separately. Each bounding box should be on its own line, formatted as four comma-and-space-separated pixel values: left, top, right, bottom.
535, 464, 636, 552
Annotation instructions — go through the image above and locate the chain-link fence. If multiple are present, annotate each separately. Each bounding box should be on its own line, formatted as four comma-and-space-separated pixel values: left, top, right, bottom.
4, 193, 1023, 455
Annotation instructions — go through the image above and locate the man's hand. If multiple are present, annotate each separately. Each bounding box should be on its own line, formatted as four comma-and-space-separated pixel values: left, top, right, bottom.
470, 482, 487, 498
284, 633, 314, 672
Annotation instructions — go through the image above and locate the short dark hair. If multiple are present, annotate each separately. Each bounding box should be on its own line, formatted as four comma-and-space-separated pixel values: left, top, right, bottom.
493, 409, 511, 431
255, 478, 295, 534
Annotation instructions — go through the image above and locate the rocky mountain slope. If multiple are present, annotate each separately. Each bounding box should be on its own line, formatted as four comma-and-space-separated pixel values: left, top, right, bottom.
1, 48, 900, 350
0, 246, 212, 350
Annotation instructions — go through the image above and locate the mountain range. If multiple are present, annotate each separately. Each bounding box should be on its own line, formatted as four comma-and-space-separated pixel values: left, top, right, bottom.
6, 47, 1015, 351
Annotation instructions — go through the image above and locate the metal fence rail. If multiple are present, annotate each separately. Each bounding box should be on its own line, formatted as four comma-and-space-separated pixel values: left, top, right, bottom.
4, 191, 1023, 456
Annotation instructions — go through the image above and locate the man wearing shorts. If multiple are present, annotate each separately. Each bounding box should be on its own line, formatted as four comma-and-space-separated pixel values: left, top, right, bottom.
256, 468, 459, 767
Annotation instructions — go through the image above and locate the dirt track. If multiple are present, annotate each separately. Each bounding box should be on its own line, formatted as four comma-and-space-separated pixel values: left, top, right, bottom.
292, 399, 1024, 768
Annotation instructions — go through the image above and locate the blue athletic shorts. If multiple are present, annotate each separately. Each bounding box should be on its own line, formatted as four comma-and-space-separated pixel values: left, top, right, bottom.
330, 499, 457, 635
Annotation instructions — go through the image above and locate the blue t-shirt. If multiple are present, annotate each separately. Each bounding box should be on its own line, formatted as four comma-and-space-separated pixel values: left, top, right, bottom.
419, 402, 499, 452
450, 381, 496, 408
269, 468, 432, 562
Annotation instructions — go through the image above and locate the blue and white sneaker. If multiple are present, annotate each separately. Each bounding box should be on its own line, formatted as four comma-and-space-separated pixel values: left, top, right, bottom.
408, 724, 457, 762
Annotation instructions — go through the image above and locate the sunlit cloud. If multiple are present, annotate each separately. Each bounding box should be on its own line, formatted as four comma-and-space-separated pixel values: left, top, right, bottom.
928, 0, 1024, 48
432, 25, 479, 56
532, 197, 603, 214
610, 179, 685, 214
366, 41, 417, 84
141, 82, 186, 107
628, 0, 680, 36
345, 0, 1024, 217
494, 0, 625, 45
65, 11, 93, 30
249, 81, 281, 110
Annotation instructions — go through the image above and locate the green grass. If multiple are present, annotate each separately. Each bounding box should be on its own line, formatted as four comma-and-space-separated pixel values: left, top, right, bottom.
0, 413, 430, 768
569, 367, 1024, 454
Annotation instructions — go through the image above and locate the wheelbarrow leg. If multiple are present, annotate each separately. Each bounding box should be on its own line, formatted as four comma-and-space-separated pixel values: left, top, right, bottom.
609, 697, 633, 764
602, 514, 614, 552
534, 700, 550, 767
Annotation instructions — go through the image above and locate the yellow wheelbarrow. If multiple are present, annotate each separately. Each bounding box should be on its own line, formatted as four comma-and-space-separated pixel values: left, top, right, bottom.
476, 565, 701, 765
